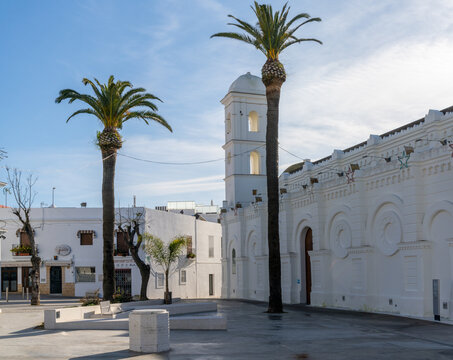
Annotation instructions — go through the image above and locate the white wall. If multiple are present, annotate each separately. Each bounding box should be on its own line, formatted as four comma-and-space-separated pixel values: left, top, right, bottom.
0, 207, 222, 300
222, 108, 453, 320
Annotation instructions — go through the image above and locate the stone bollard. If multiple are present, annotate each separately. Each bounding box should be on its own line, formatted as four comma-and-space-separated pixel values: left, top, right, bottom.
129, 309, 169, 353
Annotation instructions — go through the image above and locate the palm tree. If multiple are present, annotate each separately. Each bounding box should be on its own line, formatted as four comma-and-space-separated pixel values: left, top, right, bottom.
56, 76, 172, 300
212, 2, 321, 313
143, 234, 188, 304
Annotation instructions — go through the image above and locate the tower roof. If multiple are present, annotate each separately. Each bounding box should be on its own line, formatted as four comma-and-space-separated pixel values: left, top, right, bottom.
228, 72, 265, 95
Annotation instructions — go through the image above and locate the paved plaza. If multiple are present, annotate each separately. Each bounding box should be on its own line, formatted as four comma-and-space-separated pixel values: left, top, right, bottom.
1, 297, 453, 359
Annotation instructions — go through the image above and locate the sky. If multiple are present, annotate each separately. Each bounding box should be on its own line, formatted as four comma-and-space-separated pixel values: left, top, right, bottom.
1, 0, 453, 209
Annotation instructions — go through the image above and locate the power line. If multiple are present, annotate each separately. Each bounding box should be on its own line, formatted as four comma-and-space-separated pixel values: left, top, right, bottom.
117, 144, 266, 166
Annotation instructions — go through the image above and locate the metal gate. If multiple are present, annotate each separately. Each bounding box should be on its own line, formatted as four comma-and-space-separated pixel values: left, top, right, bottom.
114, 269, 131, 295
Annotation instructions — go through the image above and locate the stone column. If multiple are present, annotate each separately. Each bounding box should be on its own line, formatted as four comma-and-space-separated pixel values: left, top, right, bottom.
129, 309, 169, 353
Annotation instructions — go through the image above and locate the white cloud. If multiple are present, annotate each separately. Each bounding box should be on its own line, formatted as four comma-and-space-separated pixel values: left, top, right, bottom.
122, 174, 224, 197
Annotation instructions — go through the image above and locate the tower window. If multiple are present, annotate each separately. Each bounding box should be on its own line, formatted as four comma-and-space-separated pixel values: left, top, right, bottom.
227, 152, 231, 164
250, 151, 260, 175
226, 113, 231, 134
248, 111, 259, 132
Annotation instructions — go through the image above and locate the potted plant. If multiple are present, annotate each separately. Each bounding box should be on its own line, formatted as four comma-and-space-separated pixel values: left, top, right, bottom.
11, 244, 33, 256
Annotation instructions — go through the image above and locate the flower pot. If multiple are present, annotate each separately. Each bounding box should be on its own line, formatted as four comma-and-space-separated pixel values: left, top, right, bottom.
164, 291, 172, 304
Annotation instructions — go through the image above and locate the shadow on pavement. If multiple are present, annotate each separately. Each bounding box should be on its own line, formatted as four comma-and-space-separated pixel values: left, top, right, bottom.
69, 349, 170, 359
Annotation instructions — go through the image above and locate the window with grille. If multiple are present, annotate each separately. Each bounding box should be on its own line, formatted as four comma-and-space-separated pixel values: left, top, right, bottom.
209, 236, 214, 258
156, 273, 164, 288
180, 270, 187, 285
76, 267, 95, 282
80, 233, 93, 246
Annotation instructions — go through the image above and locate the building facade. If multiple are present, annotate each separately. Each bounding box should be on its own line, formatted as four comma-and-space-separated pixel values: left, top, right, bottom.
0, 207, 222, 299
221, 72, 453, 320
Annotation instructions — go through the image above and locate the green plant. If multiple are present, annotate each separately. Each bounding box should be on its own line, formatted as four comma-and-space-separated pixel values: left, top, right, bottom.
111, 288, 132, 303
186, 253, 196, 259
80, 289, 101, 306
11, 245, 33, 254
143, 234, 188, 304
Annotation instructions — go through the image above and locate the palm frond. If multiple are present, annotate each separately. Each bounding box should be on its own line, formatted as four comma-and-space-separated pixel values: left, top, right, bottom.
212, 1, 322, 60
56, 76, 170, 133
65, 108, 99, 123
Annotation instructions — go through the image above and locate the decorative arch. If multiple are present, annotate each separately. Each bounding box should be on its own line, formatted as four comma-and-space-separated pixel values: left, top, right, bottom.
250, 151, 260, 175
292, 214, 314, 252
423, 200, 453, 242
248, 111, 259, 132
367, 194, 404, 256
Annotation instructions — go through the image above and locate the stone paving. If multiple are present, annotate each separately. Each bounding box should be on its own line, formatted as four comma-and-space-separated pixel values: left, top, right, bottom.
1, 298, 453, 359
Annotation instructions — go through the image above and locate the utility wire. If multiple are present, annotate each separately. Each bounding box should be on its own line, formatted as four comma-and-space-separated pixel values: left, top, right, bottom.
117, 144, 266, 166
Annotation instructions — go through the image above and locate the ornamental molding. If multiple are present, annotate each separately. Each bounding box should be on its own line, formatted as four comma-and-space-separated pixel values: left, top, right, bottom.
348, 246, 374, 255
55, 244, 71, 256
375, 210, 403, 256
397, 240, 432, 251
330, 219, 352, 259
308, 249, 331, 257
77, 230, 97, 238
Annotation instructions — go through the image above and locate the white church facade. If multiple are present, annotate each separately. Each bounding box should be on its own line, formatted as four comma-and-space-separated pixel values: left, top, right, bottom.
220, 72, 453, 320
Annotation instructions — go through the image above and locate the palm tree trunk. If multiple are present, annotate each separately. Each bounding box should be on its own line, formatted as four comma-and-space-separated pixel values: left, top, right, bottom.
102, 148, 117, 300
265, 81, 283, 313
164, 268, 171, 304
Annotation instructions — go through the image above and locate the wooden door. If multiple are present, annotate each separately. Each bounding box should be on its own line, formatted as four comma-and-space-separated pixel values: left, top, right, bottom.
22, 267, 32, 290
305, 229, 313, 305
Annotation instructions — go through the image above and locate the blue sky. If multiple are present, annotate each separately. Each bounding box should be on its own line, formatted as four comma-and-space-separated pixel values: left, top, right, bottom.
2, 0, 453, 209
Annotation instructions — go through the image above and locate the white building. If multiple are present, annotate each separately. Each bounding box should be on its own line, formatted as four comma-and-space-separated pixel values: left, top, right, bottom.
221, 72, 453, 320
0, 207, 222, 299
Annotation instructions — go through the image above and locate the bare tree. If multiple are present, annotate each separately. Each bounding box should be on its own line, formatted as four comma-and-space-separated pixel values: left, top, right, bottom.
6, 167, 40, 305
116, 208, 150, 300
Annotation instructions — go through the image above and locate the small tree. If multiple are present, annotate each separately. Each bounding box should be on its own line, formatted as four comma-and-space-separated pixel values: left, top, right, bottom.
116, 208, 150, 300
6, 167, 41, 305
143, 234, 187, 304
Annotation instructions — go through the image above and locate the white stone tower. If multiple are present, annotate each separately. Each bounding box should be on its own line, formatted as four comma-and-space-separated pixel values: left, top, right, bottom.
221, 72, 267, 207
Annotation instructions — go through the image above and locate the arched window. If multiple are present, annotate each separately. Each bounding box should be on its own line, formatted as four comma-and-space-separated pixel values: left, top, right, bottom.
248, 111, 259, 132
250, 151, 260, 175
232, 248, 236, 274
227, 152, 231, 164
226, 113, 231, 134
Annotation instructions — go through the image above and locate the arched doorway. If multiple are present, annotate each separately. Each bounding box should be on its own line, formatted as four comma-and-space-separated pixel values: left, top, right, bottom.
300, 228, 313, 304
